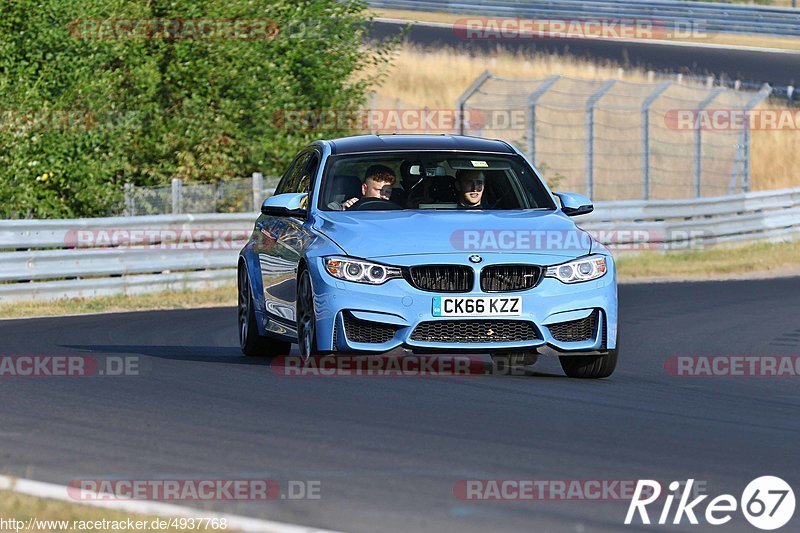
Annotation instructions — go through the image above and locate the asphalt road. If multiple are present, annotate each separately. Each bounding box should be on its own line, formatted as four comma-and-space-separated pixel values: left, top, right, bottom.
1, 278, 800, 532
370, 20, 800, 89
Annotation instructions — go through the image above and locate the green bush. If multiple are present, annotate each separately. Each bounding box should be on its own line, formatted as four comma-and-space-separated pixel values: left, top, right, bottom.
0, 0, 391, 218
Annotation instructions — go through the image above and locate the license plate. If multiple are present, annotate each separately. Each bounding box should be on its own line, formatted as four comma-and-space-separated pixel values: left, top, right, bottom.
432, 296, 522, 317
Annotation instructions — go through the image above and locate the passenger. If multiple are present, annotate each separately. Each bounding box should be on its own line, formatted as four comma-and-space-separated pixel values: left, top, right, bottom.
340, 164, 397, 210
390, 160, 422, 207
455, 169, 485, 209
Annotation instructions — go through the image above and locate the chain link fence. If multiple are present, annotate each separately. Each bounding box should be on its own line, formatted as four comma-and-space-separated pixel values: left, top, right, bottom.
121, 174, 280, 216
8, 73, 774, 218
458, 72, 772, 200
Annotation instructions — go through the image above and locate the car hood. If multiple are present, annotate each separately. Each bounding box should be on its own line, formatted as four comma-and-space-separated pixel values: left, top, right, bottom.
313, 210, 593, 260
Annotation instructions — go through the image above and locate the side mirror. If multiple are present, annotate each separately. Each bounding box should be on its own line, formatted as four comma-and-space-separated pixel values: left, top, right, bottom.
553, 192, 593, 217
261, 193, 308, 219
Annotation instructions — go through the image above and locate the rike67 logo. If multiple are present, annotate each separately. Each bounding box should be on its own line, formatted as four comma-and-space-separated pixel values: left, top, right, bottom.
625, 477, 795, 530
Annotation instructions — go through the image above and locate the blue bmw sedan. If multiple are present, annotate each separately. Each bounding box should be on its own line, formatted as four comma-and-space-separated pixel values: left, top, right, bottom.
238, 134, 618, 378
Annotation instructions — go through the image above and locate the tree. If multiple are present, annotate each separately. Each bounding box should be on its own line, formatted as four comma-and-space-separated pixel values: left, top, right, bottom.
0, 0, 390, 218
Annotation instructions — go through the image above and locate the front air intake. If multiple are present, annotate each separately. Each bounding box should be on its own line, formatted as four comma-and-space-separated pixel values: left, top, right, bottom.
547, 311, 599, 342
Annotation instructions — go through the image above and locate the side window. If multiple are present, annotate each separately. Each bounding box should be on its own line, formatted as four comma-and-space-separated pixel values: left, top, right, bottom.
299, 153, 320, 194
274, 152, 311, 195
273, 158, 296, 196
297, 153, 320, 210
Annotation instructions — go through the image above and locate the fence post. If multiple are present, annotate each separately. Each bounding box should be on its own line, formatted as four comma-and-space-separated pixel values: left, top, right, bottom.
252, 172, 264, 212
694, 88, 724, 197
743, 84, 772, 193
455, 70, 491, 135
729, 85, 770, 193
526, 75, 560, 166
369, 91, 377, 135
585, 80, 616, 199
123, 182, 134, 216
641, 81, 672, 200
171, 178, 183, 214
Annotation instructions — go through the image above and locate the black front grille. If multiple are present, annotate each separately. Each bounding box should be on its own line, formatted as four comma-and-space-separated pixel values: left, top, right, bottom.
548, 311, 598, 342
343, 312, 398, 344
410, 320, 538, 343
481, 264, 542, 292
407, 265, 473, 293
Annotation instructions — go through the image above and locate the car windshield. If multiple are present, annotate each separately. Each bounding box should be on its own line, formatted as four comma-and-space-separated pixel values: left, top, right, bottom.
319, 151, 556, 211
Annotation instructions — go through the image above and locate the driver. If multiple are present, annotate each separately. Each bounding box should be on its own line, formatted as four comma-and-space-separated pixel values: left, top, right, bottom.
455, 169, 485, 209
340, 165, 396, 210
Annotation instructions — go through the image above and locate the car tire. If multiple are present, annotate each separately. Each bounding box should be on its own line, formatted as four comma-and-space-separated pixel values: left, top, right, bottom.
559, 350, 618, 379
559, 329, 618, 379
238, 264, 290, 357
296, 268, 319, 358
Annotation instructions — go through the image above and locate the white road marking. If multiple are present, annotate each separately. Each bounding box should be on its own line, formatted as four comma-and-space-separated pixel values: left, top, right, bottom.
0, 475, 342, 533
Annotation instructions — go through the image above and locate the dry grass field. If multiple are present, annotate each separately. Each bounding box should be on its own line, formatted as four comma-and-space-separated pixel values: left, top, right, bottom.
366, 44, 800, 193
0, 490, 224, 533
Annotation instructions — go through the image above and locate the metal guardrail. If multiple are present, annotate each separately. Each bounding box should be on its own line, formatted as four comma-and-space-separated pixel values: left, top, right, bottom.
369, 0, 800, 37
0, 213, 254, 250
1, 187, 799, 302
0, 213, 255, 302
582, 186, 800, 248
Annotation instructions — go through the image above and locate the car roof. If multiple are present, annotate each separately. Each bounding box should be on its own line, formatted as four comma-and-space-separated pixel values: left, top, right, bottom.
324, 134, 515, 155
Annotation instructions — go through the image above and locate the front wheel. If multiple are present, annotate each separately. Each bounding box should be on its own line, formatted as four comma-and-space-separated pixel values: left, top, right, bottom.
559, 349, 618, 379
238, 264, 290, 357
296, 268, 318, 358
559, 323, 619, 379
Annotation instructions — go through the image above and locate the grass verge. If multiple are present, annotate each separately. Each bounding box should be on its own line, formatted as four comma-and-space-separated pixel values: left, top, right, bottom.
0, 285, 235, 320
615, 239, 800, 280
0, 490, 233, 533
1, 241, 798, 320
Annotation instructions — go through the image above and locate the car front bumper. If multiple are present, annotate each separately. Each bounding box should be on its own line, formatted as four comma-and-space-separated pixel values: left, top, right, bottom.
308, 254, 617, 355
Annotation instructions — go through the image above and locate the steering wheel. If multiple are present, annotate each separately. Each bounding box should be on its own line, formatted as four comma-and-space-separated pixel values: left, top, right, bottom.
488, 188, 513, 210
349, 197, 402, 211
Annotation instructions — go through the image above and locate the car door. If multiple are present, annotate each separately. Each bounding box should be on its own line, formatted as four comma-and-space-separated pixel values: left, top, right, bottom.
256, 149, 320, 336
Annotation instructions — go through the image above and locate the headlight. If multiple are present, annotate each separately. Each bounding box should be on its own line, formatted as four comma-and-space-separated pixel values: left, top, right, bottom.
324, 256, 402, 285
545, 255, 607, 284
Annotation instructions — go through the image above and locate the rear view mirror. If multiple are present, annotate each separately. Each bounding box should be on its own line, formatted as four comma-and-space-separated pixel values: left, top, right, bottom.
553, 192, 593, 217
261, 193, 308, 218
